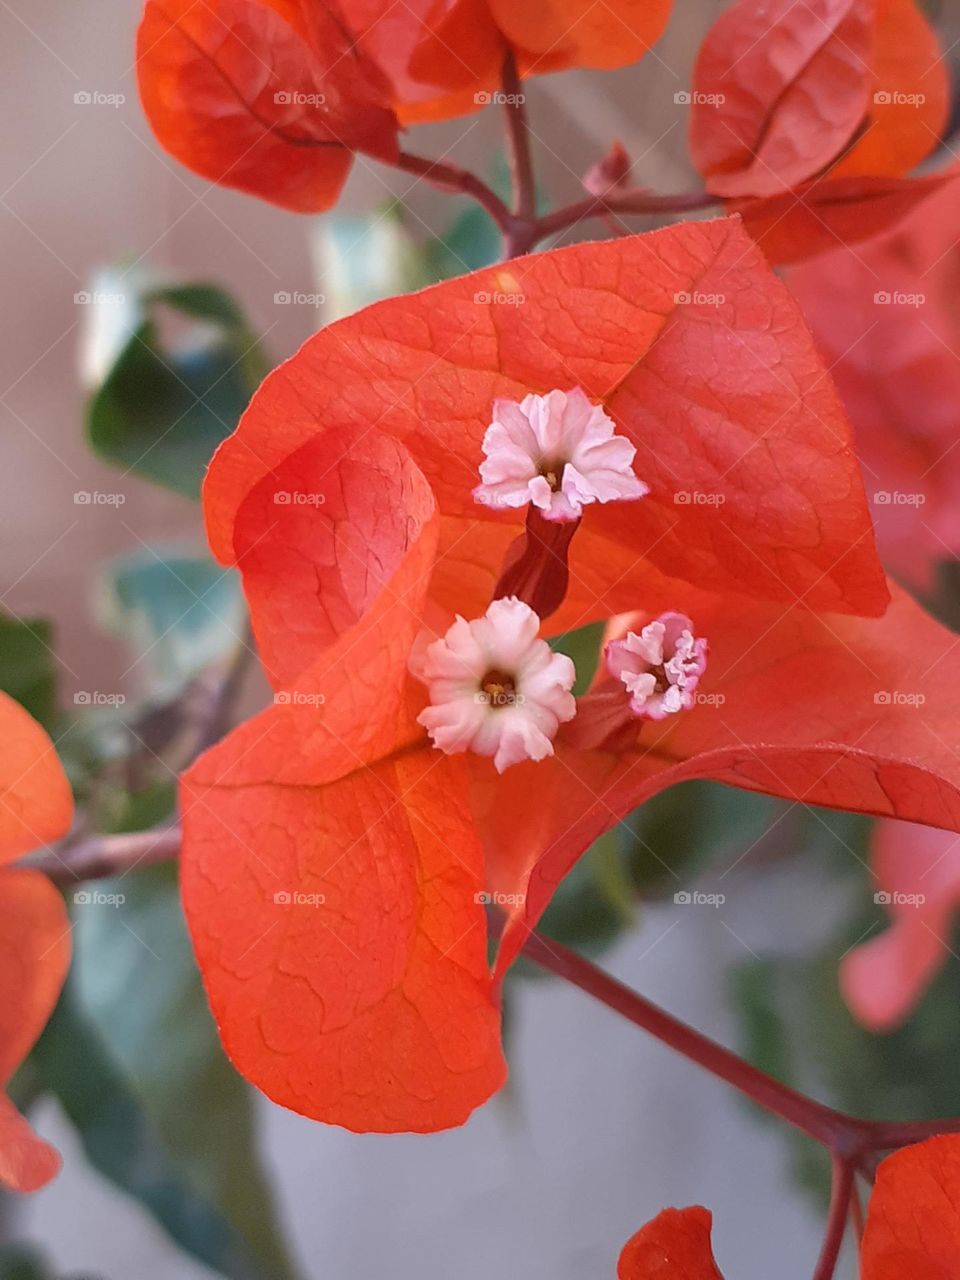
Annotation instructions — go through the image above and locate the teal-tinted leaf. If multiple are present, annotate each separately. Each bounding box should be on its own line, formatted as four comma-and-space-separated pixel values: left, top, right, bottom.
0, 1246, 53, 1280
427, 202, 501, 277
533, 828, 636, 959
315, 203, 437, 320
86, 281, 266, 499
549, 621, 605, 695
32, 983, 280, 1280
97, 548, 244, 698
70, 865, 295, 1280
0, 614, 57, 728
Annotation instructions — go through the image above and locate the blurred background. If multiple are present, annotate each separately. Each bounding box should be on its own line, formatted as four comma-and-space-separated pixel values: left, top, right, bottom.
3, 0, 960, 1277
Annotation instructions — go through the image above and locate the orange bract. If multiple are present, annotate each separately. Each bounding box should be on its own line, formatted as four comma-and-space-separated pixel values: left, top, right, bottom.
0, 692, 73, 1193
136, 0, 399, 212
620, 1136, 960, 1278
692, 0, 950, 263
183, 219, 960, 1133
137, 0, 675, 200
618, 1206, 723, 1278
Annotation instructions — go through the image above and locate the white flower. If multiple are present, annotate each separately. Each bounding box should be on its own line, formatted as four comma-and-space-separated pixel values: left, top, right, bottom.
473, 387, 649, 522
413, 597, 576, 772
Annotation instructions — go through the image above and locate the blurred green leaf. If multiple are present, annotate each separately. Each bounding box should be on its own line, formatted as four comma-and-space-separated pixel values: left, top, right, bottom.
0, 1247, 52, 1280
534, 829, 637, 958
0, 614, 57, 728
623, 781, 786, 896
97, 548, 244, 699
729, 810, 960, 1203
33, 979, 285, 1280
69, 864, 294, 1279
427, 202, 501, 277
315, 203, 438, 319
86, 282, 266, 499
549, 621, 605, 695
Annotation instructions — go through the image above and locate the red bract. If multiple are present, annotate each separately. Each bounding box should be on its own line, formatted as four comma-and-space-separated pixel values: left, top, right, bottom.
618, 1135, 960, 1277
0, 692, 73, 1192
788, 175, 960, 590
183, 218, 960, 1133
690, 0, 950, 263
136, 0, 673, 208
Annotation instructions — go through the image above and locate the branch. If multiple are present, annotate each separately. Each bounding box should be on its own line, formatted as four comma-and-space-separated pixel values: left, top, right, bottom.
501, 52, 536, 254
394, 149, 514, 232
535, 190, 719, 242
520, 930, 856, 1150
29, 826, 181, 887
812, 1157, 855, 1280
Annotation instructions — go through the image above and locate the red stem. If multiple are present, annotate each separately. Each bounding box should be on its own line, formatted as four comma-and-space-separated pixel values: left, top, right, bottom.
500, 52, 537, 255
812, 1157, 856, 1280
521, 931, 861, 1151
395, 149, 514, 232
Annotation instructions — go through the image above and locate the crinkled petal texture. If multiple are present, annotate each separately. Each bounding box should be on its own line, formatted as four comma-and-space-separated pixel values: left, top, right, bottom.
337, 0, 673, 123
339, 0, 505, 125
618, 1207, 724, 1278
0, 694, 73, 1191
479, 579, 960, 977
0, 869, 70, 1191
204, 217, 888, 633
788, 175, 960, 589
136, 0, 399, 212
690, 0, 872, 199
840, 820, 960, 1032
691, 0, 946, 199
862, 1135, 960, 1278
181, 429, 505, 1131
830, 0, 949, 182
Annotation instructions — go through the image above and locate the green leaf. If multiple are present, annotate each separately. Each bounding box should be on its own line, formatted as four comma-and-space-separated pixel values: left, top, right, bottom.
32, 978, 286, 1280
315, 203, 438, 320
86, 282, 266, 499
0, 1247, 53, 1280
728, 809, 960, 1203
97, 548, 244, 699
0, 614, 57, 728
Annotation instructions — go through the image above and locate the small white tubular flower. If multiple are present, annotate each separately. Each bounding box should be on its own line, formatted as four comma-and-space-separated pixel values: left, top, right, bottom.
414, 597, 577, 773
473, 387, 649, 522
605, 612, 707, 720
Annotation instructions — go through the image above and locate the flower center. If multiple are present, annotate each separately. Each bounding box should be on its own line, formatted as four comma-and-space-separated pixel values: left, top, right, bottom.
480, 669, 519, 707
411, 597, 577, 773
474, 387, 649, 523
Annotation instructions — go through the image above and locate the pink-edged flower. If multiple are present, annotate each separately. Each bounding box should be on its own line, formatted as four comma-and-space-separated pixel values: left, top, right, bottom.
414, 597, 576, 773
605, 612, 708, 719
473, 387, 648, 522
